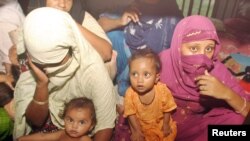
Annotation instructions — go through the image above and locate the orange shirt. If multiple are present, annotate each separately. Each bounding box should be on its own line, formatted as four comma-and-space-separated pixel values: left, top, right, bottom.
124, 82, 177, 141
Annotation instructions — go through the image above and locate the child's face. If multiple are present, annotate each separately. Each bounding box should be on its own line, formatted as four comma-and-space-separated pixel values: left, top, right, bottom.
129, 57, 159, 94
46, 0, 73, 12
64, 107, 93, 138
181, 39, 215, 59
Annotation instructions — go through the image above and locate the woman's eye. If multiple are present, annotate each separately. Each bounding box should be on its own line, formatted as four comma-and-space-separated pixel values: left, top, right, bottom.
205, 46, 214, 53
190, 47, 198, 52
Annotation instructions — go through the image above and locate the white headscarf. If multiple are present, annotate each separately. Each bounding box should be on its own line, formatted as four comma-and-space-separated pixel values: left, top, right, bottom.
23, 7, 82, 87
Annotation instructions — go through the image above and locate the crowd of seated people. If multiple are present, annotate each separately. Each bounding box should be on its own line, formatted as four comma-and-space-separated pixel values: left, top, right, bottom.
0, 0, 250, 141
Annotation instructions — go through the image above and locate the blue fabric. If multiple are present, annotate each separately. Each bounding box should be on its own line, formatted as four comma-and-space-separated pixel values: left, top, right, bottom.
117, 64, 130, 96
231, 53, 250, 66
117, 43, 132, 96
125, 16, 181, 53
102, 13, 131, 96
107, 31, 128, 75
107, 30, 131, 96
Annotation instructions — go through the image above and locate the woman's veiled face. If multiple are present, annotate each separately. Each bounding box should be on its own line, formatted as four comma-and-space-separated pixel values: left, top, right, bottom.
32, 53, 71, 70
46, 0, 73, 12
181, 39, 215, 59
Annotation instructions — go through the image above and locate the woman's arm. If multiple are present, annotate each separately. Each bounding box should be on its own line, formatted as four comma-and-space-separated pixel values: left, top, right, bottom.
98, 10, 140, 32
223, 89, 250, 117
76, 23, 112, 62
25, 56, 49, 127
79, 12, 112, 62
17, 130, 63, 141
93, 128, 113, 141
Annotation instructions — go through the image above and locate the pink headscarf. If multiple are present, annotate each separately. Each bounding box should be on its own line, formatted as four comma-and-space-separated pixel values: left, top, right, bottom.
160, 15, 246, 102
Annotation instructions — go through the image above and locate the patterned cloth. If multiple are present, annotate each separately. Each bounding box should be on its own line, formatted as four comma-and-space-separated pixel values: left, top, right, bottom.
113, 115, 131, 141
31, 116, 59, 134
125, 16, 180, 54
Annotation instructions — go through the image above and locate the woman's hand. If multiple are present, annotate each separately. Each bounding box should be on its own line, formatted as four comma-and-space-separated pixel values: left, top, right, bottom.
27, 55, 49, 85
195, 70, 231, 100
25, 54, 50, 127
120, 9, 140, 26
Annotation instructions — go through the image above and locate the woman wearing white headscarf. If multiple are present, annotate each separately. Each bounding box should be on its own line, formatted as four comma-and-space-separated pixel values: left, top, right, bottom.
14, 7, 116, 141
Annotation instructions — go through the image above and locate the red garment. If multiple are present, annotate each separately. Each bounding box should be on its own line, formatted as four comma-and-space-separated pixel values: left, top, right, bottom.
239, 80, 250, 94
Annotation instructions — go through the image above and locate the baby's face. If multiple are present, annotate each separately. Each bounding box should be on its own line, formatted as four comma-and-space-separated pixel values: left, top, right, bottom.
129, 57, 159, 95
64, 108, 93, 138
46, 0, 73, 12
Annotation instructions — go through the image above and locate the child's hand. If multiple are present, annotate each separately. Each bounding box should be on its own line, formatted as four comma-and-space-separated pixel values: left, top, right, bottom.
130, 130, 145, 141
195, 70, 231, 100
163, 124, 171, 137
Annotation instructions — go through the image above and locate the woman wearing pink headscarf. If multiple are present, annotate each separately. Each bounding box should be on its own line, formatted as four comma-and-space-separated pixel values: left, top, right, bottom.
160, 15, 250, 141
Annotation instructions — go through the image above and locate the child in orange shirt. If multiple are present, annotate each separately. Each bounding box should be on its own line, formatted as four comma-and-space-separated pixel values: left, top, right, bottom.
124, 48, 177, 141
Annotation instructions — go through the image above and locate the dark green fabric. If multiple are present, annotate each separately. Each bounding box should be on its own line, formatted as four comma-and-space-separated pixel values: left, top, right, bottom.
0, 108, 13, 141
